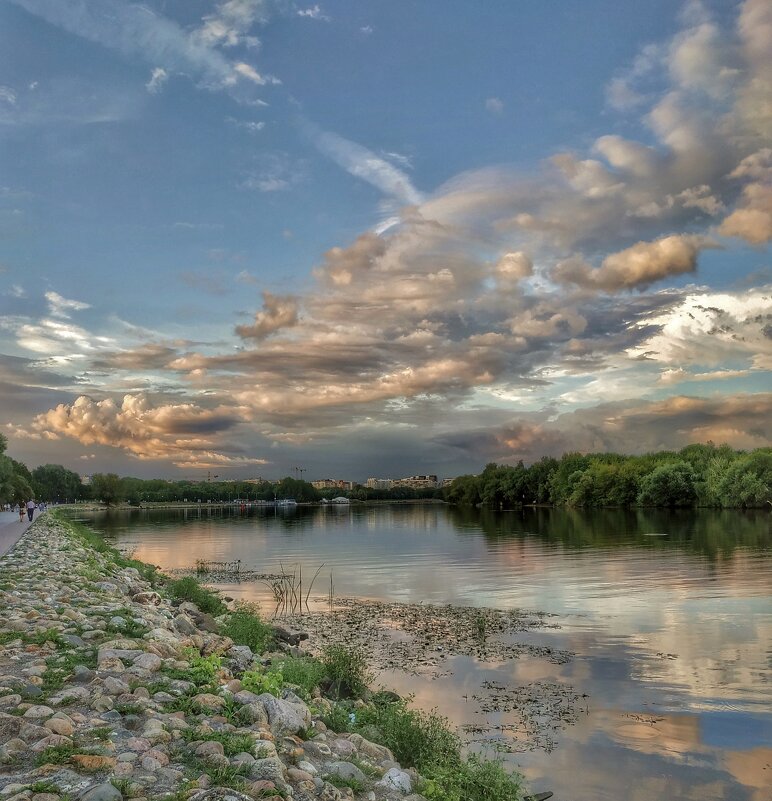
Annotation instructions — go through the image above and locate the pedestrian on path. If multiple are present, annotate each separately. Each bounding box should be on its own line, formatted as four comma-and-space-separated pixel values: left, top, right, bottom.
18, 505, 24, 523
26, 499, 35, 522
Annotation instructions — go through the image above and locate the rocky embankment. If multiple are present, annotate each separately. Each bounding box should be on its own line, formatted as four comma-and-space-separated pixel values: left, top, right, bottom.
0, 515, 427, 801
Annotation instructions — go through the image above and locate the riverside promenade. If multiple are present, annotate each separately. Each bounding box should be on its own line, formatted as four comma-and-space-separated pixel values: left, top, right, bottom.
0, 510, 34, 558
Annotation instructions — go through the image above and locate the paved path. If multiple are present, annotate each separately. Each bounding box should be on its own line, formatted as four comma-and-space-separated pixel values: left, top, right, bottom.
0, 511, 35, 558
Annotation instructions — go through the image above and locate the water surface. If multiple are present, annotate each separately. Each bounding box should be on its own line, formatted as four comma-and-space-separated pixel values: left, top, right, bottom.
85, 505, 772, 801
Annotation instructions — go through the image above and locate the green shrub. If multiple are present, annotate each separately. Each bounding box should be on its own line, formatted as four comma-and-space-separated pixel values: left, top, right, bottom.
273, 656, 326, 696
168, 576, 226, 615
166, 649, 222, 685
322, 644, 373, 698
241, 667, 284, 697
355, 697, 459, 770
222, 602, 274, 653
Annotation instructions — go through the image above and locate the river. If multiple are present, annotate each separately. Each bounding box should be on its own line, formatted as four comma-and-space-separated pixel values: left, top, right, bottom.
82, 504, 772, 801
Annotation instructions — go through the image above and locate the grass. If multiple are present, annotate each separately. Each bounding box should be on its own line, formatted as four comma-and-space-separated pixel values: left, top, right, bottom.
272, 655, 326, 697
320, 694, 524, 801
322, 644, 373, 699
181, 728, 255, 756
167, 576, 226, 616
164, 650, 222, 686
325, 774, 365, 793
241, 667, 283, 697
222, 601, 274, 653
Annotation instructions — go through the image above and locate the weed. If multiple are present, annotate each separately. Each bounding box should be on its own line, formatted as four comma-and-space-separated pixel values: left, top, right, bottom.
222, 602, 274, 654
325, 774, 365, 793
273, 656, 325, 696
168, 577, 226, 616
322, 644, 373, 699
241, 667, 283, 697
164, 650, 222, 686
181, 728, 255, 756
35, 743, 78, 766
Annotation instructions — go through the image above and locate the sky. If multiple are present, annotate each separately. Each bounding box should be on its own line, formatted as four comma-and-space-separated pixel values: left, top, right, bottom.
0, 0, 770, 482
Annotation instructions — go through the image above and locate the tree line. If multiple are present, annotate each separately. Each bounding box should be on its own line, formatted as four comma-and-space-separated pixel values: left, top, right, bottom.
1, 435, 769, 509
444, 444, 771, 509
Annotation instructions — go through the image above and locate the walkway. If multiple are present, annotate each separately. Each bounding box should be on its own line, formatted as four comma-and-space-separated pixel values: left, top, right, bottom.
0, 510, 35, 558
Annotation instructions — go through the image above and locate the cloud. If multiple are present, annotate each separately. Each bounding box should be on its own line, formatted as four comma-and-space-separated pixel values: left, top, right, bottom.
195, 0, 268, 49
439, 393, 772, 463
235, 292, 300, 340
8, 0, 273, 97
554, 235, 714, 291
45, 291, 91, 318
0, 86, 17, 106
719, 183, 772, 244
241, 153, 306, 192
628, 287, 772, 370
30, 393, 263, 468
303, 121, 425, 206
297, 5, 330, 21
485, 97, 504, 114
145, 68, 168, 94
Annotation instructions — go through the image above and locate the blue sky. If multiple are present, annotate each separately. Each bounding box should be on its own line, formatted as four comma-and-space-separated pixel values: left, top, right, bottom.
0, 0, 770, 480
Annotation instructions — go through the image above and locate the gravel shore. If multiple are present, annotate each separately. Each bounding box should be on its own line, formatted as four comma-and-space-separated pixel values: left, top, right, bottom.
0, 513, 430, 801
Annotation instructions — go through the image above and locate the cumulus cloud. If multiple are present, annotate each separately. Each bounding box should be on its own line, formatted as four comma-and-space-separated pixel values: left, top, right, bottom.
7, 0, 772, 473
485, 97, 504, 114
439, 393, 772, 463
554, 235, 713, 291
235, 292, 300, 340
30, 394, 263, 467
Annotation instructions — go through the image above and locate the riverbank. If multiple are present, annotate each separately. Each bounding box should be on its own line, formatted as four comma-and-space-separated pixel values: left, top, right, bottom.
0, 512, 530, 801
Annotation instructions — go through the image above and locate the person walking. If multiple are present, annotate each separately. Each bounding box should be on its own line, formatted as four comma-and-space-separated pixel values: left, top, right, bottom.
26, 499, 35, 522
18, 504, 25, 523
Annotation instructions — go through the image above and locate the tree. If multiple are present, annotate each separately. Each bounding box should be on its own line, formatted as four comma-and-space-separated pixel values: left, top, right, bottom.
715, 450, 771, 508
90, 473, 122, 506
637, 462, 697, 507
32, 464, 84, 503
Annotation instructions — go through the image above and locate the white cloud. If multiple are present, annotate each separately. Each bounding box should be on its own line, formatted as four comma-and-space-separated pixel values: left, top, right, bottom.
0, 86, 17, 105
145, 68, 168, 94
485, 97, 504, 114
45, 291, 91, 318
304, 121, 424, 206
297, 5, 330, 21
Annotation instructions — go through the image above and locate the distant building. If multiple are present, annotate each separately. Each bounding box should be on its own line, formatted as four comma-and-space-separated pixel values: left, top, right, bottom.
366, 478, 394, 490
393, 475, 439, 489
441, 477, 456, 488
80, 474, 92, 486
312, 479, 354, 490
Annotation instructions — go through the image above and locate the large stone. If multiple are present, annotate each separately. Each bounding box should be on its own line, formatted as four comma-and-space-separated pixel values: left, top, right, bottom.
195, 741, 225, 758
173, 615, 197, 636
23, 705, 54, 719
377, 768, 412, 794
227, 645, 254, 670
80, 782, 122, 801
348, 733, 393, 763
49, 687, 90, 705
258, 694, 311, 736
192, 693, 224, 710
103, 677, 130, 695
325, 761, 367, 784
132, 653, 162, 672
249, 756, 286, 784
44, 717, 74, 736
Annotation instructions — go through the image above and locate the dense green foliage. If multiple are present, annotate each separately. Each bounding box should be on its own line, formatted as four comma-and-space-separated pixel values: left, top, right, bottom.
320, 694, 523, 801
167, 576, 227, 615
321, 643, 374, 698
222, 601, 275, 652
445, 444, 771, 509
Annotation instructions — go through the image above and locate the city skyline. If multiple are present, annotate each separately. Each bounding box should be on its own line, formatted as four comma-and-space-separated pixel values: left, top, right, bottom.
0, 0, 770, 480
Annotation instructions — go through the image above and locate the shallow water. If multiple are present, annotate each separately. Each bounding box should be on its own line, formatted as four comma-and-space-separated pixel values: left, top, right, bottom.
84, 505, 772, 801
